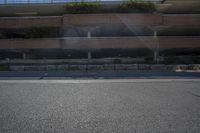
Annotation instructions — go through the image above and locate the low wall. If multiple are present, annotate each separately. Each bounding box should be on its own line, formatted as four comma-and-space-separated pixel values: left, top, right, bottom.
8, 64, 200, 71
0, 58, 144, 65
0, 36, 200, 50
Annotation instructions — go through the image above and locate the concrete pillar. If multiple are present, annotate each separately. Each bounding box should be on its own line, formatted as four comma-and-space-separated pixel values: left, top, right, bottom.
87, 31, 91, 38
154, 31, 159, 64
23, 53, 26, 60
154, 51, 157, 63
154, 31, 157, 39
88, 52, 91, 60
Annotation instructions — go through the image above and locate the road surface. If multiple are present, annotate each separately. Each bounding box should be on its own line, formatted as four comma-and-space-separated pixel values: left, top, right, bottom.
0, 79, 200, 132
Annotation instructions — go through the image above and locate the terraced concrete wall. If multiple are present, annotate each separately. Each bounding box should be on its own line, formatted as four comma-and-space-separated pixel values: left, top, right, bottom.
0, 14, 199, 50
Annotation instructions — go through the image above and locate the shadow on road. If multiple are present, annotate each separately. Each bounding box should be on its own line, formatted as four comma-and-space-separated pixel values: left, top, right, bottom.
0, 71, 200, 79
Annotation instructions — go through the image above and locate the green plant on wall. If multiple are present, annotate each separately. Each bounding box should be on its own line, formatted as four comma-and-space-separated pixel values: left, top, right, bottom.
65, 0, 156, 14
65, 1, 101, 14
119, 0, 156, 13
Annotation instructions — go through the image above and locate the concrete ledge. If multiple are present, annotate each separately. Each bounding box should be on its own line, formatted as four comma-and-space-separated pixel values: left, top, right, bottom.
8, 64, 200, 71
0, 36, 200, 50
15, 12, 38, 16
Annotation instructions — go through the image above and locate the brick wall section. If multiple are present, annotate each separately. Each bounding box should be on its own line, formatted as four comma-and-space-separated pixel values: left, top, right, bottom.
0, 16, 62, 28
0, 36, 199, 49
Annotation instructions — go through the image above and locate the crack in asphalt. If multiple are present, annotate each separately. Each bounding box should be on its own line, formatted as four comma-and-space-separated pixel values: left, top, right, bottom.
187, 91, 200, 98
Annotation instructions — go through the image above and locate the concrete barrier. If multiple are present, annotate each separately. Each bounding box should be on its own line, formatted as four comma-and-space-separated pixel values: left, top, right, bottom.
8, 64, 200, 71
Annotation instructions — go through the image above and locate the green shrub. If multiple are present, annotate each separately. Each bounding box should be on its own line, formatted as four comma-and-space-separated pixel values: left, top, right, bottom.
119, 0, 156, 13
65, 1, 100, 14
65, 0, 156, 14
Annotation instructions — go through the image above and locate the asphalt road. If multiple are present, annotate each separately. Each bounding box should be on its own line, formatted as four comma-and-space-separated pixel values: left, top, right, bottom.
0, 79, 200, 133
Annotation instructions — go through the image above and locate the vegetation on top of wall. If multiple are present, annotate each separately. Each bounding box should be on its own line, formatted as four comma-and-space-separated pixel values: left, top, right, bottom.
118, 0, 156, 13
65, 1, 101, 14
65, 0, 156, 14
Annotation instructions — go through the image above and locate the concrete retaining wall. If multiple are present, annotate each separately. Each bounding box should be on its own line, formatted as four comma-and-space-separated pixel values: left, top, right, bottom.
63, 14, 162, 26
0, 14, 200, 28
